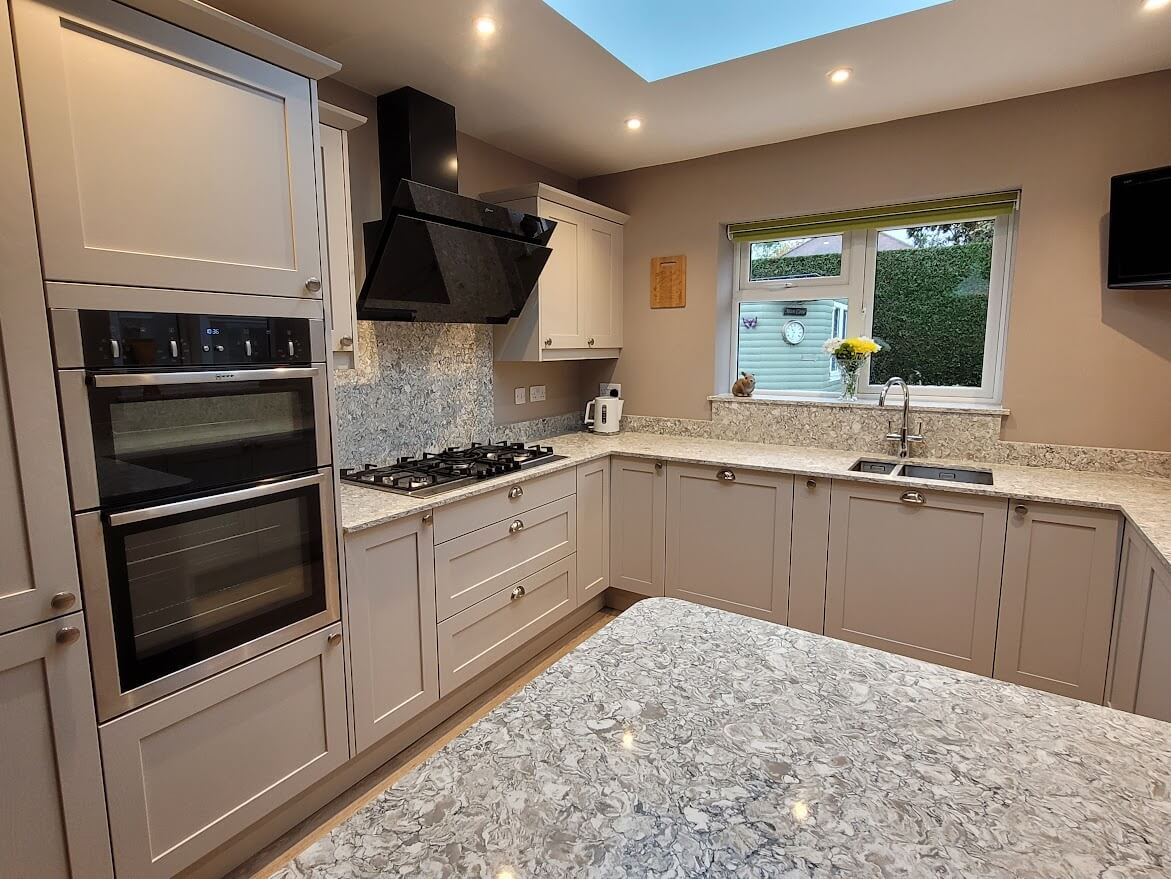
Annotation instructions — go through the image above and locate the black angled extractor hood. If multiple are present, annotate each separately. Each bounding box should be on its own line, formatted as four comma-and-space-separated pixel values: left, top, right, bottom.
356, 87, 556, 323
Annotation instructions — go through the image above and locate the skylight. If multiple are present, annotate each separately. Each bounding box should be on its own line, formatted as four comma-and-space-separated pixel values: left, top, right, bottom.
542, 0, 953, 82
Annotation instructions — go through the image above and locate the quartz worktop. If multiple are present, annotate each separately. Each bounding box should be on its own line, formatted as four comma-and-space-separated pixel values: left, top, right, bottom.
339, 431, 1171, 570
270, 598, 1171, 878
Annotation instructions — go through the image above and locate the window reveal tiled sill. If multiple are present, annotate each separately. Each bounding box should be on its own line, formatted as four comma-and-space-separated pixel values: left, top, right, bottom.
708, 393, 1009, 417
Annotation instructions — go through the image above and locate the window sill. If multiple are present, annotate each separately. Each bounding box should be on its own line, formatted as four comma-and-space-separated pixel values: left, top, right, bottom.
709, 393, 1009, 417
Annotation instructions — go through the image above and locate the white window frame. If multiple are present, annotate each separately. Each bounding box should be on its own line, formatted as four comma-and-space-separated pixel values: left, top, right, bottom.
730, 210, 1016, 405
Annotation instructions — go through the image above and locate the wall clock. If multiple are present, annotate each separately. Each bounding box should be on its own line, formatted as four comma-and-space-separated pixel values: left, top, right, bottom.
782, 320, 806, 345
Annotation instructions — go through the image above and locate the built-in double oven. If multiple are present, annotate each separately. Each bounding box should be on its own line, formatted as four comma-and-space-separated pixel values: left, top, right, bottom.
53, 306, 339, 720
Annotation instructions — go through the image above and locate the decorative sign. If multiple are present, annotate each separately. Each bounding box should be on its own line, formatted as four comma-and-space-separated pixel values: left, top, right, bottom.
651, 255, 687, 308
782, 305, 808, 316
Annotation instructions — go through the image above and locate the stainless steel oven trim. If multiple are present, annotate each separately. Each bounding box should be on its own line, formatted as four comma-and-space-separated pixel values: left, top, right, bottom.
77, 467, 341, 722
58, 367, 331, 513
108, 470, 326, 526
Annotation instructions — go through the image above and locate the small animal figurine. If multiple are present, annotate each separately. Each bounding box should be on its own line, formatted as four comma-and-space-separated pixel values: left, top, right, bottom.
731, 371, 756, 397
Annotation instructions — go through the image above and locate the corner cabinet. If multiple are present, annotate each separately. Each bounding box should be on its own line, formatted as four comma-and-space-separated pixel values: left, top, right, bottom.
12, 0, 323, 298
610, 457, 666, 596
994, 502, 1121, 703
483, 184, 627, 361
1107, 525, 1171, 722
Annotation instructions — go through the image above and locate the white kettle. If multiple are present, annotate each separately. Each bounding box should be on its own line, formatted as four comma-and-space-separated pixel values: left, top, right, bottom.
584, 393, 623, 434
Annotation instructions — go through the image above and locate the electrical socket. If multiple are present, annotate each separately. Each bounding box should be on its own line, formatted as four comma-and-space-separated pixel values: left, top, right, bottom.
529, 385, 546, 403
599, 382, 622, 398
514, 387, 526, 405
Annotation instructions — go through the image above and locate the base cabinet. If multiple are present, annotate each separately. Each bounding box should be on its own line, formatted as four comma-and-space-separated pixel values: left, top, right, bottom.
610, 457, 666, 596
1107, 527, 1171, 722
665, 463, 793, 623
345, 514, 440, 754
787, 476, 832, 634
0, 614, 113, 879
100, 625, 348, 879
994, 502, 1121, 703
825, 482, 1008, 676
577, 459, 611, 604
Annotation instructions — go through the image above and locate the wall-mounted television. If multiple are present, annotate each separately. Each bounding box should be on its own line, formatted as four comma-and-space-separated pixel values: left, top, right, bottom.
1108, 165, 1171, 290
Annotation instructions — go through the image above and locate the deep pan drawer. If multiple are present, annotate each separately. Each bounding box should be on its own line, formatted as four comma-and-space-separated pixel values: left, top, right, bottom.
437, 556, 576, 695
435, 496, 576, 620
433, 467, 576, 543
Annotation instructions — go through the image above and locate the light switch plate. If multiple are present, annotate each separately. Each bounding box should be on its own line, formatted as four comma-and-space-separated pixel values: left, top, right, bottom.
529, 385, 546, 403
600, 382, 622, 398
514, 387, 527, 405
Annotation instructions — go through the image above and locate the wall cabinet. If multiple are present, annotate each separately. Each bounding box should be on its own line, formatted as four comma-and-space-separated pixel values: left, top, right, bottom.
345, 514, 440, 754
1107, 525, 1171, 722
577, 459, 612, 604
825, 482, 1008, 676
0, 614, 113, 879
610, 457, 666, 596
101, 625, 348, 879
485, 184, 627, 361
787, 476, 832, 634
13, 0, 322, 298
994, 502, 1121, 703
665, 463, 793, 623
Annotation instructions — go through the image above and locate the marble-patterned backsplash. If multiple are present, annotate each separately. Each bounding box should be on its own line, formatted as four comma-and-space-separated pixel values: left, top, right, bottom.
332, 321, 580, 468
623, 397, 1171, 479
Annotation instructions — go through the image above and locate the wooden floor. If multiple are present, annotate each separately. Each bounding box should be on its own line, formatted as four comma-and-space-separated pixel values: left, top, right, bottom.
226, 607, 623, 879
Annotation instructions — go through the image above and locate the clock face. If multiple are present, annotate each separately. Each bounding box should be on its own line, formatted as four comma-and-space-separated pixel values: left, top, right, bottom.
782, 320, 806, 345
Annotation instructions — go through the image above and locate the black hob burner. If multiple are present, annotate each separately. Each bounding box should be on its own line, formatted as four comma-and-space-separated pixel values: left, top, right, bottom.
339, 442, 564, 497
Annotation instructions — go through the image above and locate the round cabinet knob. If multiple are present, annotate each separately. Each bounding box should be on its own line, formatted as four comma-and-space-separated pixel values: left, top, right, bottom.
544, 338, 553, 347
50, 591, 77, 611
56, 627, 81, 645
588, 337, 595, 347
305, 277, 322, 292
717, 468, 736, 482
339, 336, 353, 349
900, 491, 926, 506
421, 512, 433, 525
508, 486, 524, 500
509, 519, 525, 534
510, 585, 527, 601
654, 461, 664, 471
1014, 504, 1029, 517
327, 632, 342, 647
806, 479, 817, 489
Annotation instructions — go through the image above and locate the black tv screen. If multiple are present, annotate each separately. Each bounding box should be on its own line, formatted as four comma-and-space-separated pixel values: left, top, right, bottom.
1108, 165, 1171, 290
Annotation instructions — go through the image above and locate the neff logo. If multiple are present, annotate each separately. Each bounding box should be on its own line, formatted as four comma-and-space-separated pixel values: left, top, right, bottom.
214, 373, 235, 381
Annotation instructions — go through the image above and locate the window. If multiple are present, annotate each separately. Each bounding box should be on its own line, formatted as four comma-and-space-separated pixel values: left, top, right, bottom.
729, 193, 1017, 403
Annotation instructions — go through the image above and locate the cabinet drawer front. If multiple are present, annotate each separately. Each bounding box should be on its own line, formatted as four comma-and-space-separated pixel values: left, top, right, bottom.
433, 468, 575, 543
100, 625, 347, 879
438, 557, 575, 695
12, 0, 321, 298
435, 496, 576, 620
826, 483, 1008, 676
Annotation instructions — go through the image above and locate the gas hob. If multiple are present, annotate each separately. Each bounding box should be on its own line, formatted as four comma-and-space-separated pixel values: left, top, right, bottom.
339, 442, 564, 497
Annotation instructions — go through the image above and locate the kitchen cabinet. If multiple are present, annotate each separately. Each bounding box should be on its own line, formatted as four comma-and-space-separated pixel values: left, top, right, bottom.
665, 463, 793, 623
12, 0, 322, 298
101, 624, 348, 879
484, 184, 627, 361
1107, 525, 1171, 722
345, 514, 440, 754
0, 614, 113, 879
0, 4, 81, 636
610, 457, 666, 596
788, 475, 832, 634
995, 502, 1121, 703
825, 482, 1008, 676
577, 459, 612, 604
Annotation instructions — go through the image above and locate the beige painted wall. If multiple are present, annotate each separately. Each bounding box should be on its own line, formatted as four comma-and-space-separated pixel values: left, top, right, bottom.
316, 79, 595, 424
580, 71, 1171, 452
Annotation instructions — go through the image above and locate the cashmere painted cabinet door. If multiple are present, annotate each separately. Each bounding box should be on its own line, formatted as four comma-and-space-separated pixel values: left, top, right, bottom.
610, 457, 666, 596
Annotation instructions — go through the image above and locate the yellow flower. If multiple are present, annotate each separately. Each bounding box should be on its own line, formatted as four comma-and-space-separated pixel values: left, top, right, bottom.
843, 337, 881, 355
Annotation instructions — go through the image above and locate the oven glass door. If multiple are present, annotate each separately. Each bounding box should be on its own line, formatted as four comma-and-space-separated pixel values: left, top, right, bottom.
81, 367, 327, 509
102, 472, 332, 695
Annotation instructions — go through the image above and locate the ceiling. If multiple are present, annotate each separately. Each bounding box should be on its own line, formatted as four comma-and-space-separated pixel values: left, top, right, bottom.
213, 0, 1171, 180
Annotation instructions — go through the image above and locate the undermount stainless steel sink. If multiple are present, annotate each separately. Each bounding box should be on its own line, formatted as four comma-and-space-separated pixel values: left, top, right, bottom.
850, 458, 899, 475
898, 463, 994, 485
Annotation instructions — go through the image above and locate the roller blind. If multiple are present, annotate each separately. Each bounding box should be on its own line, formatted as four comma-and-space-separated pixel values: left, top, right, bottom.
727, 191, 1020, 243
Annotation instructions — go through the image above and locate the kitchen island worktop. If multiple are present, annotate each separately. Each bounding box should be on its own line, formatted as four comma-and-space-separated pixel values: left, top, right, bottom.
270, 598, 1171, 878
339, 431, 1171, 569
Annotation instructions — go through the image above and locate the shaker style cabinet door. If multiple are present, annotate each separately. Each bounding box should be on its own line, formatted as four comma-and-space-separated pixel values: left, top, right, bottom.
0, 615, 113, 879
12, 0, 322, 298
345, 514, 440, 753
995, 502, 1121, 703
578, 212, 623, 350
577, 458, 612, 604
825, 482, 1008, 676
610, 457, 666, 596
665, 464, 793, 623
539, 201, 588, 350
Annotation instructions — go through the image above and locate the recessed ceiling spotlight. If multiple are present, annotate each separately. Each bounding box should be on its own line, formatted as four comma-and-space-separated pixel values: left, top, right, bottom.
1142, 0, 1169, 9
625, 117, 643, 131
828, 67, 852, 84
474, 15, 497, 36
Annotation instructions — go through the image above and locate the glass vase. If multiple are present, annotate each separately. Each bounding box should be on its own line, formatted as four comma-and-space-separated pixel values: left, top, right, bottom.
837, 358, 862, 401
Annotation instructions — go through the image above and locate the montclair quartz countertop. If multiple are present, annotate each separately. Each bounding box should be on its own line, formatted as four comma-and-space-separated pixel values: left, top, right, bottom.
339, 431, 1171, 568
270, 598, 1171, 878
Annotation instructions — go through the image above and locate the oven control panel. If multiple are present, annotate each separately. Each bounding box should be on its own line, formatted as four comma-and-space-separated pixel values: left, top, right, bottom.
73, 311, 317, 369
